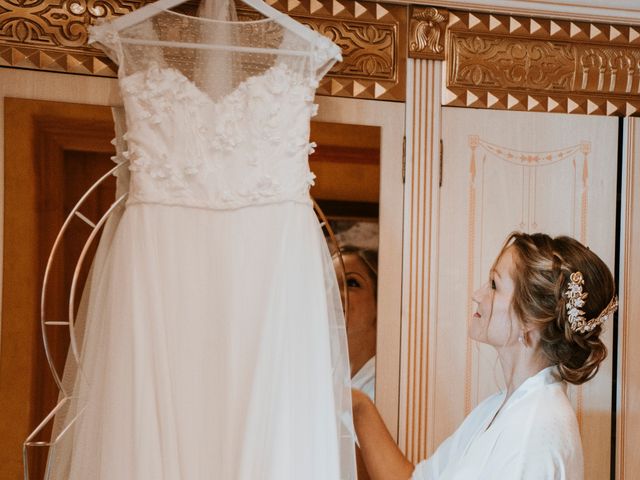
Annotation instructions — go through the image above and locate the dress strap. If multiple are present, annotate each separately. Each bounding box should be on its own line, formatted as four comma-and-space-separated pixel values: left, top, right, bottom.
311, 33, 342, 82
88, 20, 124, 65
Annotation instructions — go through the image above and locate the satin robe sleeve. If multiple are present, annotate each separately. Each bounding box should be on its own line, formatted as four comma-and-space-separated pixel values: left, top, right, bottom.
497, 386, 584, 480
410, 393, 503, 480
410, 377, 583, 480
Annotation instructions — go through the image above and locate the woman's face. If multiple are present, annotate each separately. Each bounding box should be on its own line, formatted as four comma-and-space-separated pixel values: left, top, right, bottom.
333, 252, 377, 334
470, 246, 519, 347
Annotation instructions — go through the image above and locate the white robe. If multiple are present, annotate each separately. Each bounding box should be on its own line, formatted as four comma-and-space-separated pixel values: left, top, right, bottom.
411, 366, 584, 480
352, 356, 376, 401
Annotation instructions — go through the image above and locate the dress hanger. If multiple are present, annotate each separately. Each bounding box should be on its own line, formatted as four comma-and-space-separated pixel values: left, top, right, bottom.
89, 0, 332, 58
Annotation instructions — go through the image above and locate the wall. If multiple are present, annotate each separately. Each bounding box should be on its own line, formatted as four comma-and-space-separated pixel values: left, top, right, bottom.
0, 68, 121, 342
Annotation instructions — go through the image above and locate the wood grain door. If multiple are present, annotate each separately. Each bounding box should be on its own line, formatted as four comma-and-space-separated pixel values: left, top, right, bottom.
1, 98, 116, 480
430, 107, 619, 479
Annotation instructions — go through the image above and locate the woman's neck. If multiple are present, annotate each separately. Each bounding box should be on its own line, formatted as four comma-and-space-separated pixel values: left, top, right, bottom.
497, 344, 551, 399
349, 327, 376, 377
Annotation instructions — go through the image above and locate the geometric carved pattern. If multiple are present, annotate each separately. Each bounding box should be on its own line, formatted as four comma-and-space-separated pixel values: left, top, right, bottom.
0, 1, 147, 47
444, 10, 640, 116
444, 87, 640, 117
264, 0, 406, 101
0, 0, 406, 102
448, 32, 576, 91
0, 0, 149, 76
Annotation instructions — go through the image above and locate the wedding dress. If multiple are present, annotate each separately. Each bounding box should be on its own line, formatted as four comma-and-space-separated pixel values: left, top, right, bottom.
45, 4, 355, 479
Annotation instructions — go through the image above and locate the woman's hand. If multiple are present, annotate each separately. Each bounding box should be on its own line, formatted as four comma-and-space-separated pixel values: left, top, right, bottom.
350, 389, 414, 480
352, 388, 371, 414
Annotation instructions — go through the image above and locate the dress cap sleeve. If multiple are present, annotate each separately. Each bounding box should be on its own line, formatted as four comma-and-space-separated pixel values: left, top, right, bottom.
312, 33, 342, 82
88, 19, 122, 64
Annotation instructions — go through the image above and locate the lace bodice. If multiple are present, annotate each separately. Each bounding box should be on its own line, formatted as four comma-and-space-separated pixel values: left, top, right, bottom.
117, 60, 322, 209
90, 12, 341, 210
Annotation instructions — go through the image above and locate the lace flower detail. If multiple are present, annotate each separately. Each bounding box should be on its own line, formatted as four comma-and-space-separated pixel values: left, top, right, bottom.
313, 34, 343, 65
118, 57, 322, 209
87, 19, 118, 47
307, 142, 317, 155
208, 120, 239, 151
267, 65, 291, 95
183, 159, 203, 177
305, 171, 317, 187
128, 154, 152, 173
256, 175, 279, 193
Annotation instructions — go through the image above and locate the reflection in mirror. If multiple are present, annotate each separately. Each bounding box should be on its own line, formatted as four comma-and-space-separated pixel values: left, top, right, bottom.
1, 102, 383, 479
310, 121, 381, 480
2, 98, 118, 479
331, 226, 378, 397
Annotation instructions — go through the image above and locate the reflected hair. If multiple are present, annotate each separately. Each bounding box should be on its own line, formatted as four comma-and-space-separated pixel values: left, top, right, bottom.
497, 232, 615, 385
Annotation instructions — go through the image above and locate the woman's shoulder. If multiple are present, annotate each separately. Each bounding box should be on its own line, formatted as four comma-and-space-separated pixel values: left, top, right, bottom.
526, 378, 578, 424
509, 368, 577, 419
498, 380, 583, 478
505, 379, 582, 452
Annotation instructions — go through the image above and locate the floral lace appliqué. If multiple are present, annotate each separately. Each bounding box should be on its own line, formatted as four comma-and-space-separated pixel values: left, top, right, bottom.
119, 62, 321, 210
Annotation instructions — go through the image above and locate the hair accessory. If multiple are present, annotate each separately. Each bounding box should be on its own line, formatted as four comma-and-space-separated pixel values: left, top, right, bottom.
565, 271, 618, 333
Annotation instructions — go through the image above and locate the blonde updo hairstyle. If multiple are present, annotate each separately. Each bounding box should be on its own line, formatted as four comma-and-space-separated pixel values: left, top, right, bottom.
501, 232, 615, 385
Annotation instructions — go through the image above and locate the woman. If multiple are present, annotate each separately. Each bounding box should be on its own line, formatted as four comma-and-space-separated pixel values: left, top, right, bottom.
352, 232, 618, 480
333, 246, 378, 399
333, 245, 378, 480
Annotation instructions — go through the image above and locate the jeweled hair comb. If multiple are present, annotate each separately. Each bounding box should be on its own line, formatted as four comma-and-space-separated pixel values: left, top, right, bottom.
565, 271, 618, 334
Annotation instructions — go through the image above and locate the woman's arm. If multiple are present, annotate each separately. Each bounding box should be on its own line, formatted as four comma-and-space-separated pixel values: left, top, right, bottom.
352, 389, 415, 480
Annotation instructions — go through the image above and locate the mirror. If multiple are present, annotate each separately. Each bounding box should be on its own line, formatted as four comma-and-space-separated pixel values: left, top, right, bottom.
314, 96, 405, 437
0, 89, 405, 480
311, 120, 381, 403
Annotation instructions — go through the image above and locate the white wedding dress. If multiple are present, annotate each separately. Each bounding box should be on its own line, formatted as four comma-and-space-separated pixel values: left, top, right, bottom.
46, 7, 355, 480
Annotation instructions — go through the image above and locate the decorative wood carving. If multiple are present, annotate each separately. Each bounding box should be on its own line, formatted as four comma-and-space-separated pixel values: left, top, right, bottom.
448, 33, 576, 91
408, 6, 447, 60
444, 10, 640, 116
265, 0, 406, 100
0, 0, 406, 101
0, 0, 147, 76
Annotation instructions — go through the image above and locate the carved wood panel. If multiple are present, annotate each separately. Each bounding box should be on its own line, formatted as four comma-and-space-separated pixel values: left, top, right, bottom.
442, 10, 640, 116
0, 0, 406, 101
408, 6, 447, 60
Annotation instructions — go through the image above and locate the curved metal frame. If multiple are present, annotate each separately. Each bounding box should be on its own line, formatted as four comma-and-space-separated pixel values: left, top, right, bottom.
312, 198, 348, 323
24, 161, 129, 480
39, 161, 129, 395
67, 192, 128, 369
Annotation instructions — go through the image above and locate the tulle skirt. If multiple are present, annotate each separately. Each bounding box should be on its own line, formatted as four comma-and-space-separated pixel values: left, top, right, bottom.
49, 200, 355, 480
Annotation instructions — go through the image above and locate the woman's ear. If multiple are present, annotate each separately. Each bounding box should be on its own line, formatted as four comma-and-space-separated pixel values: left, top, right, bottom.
523, 325, 543, 347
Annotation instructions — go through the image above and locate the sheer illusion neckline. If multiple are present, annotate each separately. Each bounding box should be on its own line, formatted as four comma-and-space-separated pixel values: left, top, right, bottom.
162, 8, 281, 25
120, 62, 285, 107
